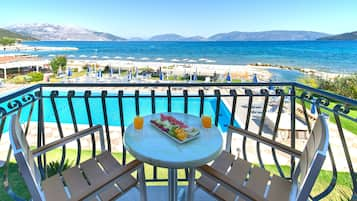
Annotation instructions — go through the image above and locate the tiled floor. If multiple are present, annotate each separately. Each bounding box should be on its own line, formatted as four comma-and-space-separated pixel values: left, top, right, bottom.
117, 186, 217, 201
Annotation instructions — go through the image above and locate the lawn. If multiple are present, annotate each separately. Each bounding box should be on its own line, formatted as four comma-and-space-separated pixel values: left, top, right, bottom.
0, 149, 353, 201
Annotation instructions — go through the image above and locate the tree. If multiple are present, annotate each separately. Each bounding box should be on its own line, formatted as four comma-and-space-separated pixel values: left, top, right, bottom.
50, 56, 67, 74
0, 37, 16, 46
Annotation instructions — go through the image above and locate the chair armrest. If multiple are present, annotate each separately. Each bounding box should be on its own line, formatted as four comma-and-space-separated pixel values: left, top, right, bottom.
228, 126, 302, 158
198, 164, 265, 201
32, 125, 104, 157
70, 159, 142, 201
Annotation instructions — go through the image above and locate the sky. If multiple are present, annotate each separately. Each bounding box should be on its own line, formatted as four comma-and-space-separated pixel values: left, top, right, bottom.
1, 0, 357, 38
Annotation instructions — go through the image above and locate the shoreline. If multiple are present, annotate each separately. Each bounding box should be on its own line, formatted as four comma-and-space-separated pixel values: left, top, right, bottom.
0, 44, 78, 51
249, 63, 346, 79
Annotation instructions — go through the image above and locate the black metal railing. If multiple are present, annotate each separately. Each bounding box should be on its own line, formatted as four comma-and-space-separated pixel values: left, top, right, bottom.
0, 82, 356, 200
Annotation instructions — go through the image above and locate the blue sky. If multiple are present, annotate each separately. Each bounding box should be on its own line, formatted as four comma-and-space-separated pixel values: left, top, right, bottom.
1, 0, 357, 38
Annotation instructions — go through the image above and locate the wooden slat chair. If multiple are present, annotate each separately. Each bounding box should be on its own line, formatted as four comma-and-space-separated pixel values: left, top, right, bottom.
197, 114, 329, 201
9, 114, 147, 201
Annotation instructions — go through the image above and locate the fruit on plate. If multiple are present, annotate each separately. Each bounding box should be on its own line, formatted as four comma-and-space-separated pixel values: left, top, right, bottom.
174, 128, 187, 140
150, 114, 195, 141
160, 114, 188, 128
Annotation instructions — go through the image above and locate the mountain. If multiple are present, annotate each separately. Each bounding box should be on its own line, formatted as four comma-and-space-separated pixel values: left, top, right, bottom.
318, 31, 357, 40
149, 34, 206, 41
6, 23, 126, 41
0, 28, 37, 40
208, 31, 330, 41
147, 31, 329, 41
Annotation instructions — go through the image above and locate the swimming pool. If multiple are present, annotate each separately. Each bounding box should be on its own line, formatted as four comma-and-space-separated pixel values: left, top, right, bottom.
8, 91, 239, 133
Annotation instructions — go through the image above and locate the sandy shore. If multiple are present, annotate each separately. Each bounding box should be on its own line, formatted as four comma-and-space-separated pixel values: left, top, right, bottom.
0, 44, 78, 51
67, 59, 273, 81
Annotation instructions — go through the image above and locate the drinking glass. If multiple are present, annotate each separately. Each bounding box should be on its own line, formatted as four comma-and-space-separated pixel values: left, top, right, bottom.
134, 116, 144, 130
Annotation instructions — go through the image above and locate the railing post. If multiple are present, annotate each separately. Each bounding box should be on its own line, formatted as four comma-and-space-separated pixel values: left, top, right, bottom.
214, 90, 221, 127
118, 90, 126, 165
289, 86, 296, 177
67, 90, 81, 165
101, 90, 111, 152
199, 90, 204, 117
84, 90, 96, 158
229, 89, 237, 127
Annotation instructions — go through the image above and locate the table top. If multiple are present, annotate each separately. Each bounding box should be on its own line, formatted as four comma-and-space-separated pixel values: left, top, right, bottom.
123, 112, 223, 168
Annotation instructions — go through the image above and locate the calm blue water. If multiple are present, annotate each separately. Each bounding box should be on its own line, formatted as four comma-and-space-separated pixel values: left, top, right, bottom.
16, 41, 357, 74
3, 91, 238, 133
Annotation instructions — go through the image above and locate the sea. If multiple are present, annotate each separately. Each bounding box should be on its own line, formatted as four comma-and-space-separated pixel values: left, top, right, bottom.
8, 41, 357, 81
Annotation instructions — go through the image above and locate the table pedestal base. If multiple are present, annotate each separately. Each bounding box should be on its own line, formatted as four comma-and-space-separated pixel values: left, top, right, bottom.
168, 168, 196, 201
168, 168, 178, 201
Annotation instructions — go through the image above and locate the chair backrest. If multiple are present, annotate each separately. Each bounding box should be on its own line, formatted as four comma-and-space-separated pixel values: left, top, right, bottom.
9, 114, 45, 201
290, 114, 329, 201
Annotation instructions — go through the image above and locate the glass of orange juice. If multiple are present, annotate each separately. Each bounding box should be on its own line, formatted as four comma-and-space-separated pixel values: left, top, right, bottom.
134, 116, 144, 130
201, 115, 212, 128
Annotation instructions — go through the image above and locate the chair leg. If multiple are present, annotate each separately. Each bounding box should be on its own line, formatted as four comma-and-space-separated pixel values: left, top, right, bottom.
138, 164, 147, 201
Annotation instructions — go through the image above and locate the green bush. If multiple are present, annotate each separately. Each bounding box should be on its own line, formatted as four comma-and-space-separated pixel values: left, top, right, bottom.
27, 72, 43, 82
10, 75, 29, 84
299, 74, 357, 99
50, 56, 67, 73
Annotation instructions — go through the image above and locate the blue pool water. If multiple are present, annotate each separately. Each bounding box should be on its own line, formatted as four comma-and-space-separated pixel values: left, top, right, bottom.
6, 91, 238, 133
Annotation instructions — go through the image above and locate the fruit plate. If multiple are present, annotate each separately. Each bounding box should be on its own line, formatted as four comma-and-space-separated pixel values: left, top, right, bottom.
150, 121, 200, 144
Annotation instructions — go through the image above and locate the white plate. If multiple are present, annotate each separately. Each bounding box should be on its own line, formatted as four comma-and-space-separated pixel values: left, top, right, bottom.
150, 122, 200, 144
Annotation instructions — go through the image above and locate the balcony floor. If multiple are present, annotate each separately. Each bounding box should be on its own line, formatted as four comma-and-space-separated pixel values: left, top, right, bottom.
117, 186, 217, 201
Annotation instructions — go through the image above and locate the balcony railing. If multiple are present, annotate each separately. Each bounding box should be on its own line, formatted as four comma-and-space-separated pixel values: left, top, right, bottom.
0, 82, 356, 200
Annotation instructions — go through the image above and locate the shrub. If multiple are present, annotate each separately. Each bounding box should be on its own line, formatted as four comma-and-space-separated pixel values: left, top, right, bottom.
27, 72, 43, 82
50, 56, 67, 73
46, 160, 73, 177
10, 75, 28, 84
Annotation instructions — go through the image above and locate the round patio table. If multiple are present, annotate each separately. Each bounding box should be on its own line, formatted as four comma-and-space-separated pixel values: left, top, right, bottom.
124, 112, 223, 201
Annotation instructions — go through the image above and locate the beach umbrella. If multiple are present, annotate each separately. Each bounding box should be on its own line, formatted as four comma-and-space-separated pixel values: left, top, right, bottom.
205, 59, 216, 63
193, 67, 198, 81
110, 66, 114, 77
159, 67, 163, 80
97, 70, 102, 79
67, 67, 72, 77
252, 73, 258, 83
87, 65, 91, 73
311, 100, 317, 115
135, 66, 138, 79
226, 72, 231, 83
79, 55, 87, 58
155, 58, 164, 61
128, 70, 132, 81
199, 58, 208, 61
268, 79, 275, 90
170, 59, 180, 62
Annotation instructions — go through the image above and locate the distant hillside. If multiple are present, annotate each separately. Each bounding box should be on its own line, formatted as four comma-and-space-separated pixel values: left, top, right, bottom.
0, 28, 36, 40
7, 23, 126, 41
208, 31, 330, 41
318, 31, 357, 40
147, 31, 329, 41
